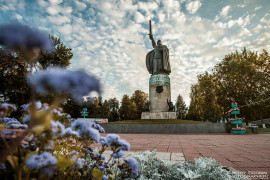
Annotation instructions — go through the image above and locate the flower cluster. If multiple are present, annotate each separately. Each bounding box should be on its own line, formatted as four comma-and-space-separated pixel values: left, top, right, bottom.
0, 103, 17, 119
99, 134, 130, 159
25, 152, 57, 176
29, 68, 101, 103
0, 22, 139, 180
0, 23, 53, 51
71, 119, 101, 142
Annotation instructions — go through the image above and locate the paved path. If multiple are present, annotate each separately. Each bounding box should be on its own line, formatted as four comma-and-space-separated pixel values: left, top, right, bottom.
102, 133, 270, 178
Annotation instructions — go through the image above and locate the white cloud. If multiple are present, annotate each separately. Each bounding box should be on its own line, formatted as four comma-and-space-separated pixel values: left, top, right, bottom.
49, 0, 62, 5
47, 7, 58, 15
15, 13, 23, 20
220, 5, 231, 17
57, 24, 72, 35
185, 0, 202, 14
47, 15, 70, 25
254, 6, 262, 11
75, 1, 87, 11
134, 11, 145, 23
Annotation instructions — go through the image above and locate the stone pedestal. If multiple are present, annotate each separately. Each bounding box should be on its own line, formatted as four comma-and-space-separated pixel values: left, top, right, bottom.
141, 112, 177, 119
149, 74, 171, 112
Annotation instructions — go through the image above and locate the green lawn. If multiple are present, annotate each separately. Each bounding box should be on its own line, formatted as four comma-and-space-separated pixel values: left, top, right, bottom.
108, 119, 208, 124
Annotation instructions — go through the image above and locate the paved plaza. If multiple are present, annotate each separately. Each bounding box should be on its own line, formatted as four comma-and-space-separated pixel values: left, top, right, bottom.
102, 133, 270, 178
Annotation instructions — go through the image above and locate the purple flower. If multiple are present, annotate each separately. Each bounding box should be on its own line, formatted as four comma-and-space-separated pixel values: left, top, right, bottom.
21, 144, 29, 149
112, 150, 125, 159
5, 118, 20, 126
0, 163, 6, 170
25, 152, 57, 176
104, 134, 130, 151
102, 175, 108, 180
50, 121, 65, 138
2, 117, 17, 123
62, 127, 80, 137
0, 103, 17, 112
71, 119, 100, 142
117, 139, 130, 151
125, 158, 139, 177
105, 134, 120, 146
99, 137, 106, 145
52, 109, 62, 116
93, 123, 105, 133
71, 156, 85, 169
8, 123, 28, 129
22, 115, 30, 124
29, 68, 101, 103
0, 23, 53, 51
2, 131, 15, 136
81, 127, 100, 142
21, 101, 42, 112
0, 103, 17, 117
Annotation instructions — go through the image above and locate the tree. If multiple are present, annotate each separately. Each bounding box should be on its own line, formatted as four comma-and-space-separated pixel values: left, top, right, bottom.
187, 72, 223, 121
0, 35, 73, 107
131, 90, 148, 119
99, 98, 110, 118
187, 48, 270, 122
175, 94, 187, 119
108, 98, 119, 121
213, 48, 270, 121
0, 49, 30, 107
37, 35, 72, 69
61, 98, 82, 118
119, 95, 137, 120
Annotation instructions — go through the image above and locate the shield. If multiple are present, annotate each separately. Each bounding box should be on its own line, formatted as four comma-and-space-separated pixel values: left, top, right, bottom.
156, 86, 163, 94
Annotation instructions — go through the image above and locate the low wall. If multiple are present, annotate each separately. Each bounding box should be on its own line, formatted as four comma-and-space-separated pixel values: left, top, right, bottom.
101, 123, 229, 134
251, 119, 270, 126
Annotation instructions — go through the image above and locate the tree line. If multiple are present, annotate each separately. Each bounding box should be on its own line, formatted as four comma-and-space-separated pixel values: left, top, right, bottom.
4, 34, 267, 122
187, 48, 270, 122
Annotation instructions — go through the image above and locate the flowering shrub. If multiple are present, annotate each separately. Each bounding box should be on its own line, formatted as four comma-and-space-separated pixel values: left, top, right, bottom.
0, 23, 138, 180
0, 102, 139, 180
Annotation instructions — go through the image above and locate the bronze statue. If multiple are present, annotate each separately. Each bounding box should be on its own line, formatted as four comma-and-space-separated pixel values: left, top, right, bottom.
142, 100, 151, 112
167, 99, 175, 112
146, 20, 171, 75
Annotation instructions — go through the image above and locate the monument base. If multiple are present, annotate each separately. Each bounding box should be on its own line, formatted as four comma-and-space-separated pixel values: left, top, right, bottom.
141, 112, 177, 119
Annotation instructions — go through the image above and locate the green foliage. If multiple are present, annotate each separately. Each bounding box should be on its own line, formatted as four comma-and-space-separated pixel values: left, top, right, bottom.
131, 90, 148, 119
37, 35, 72, 69
175, 94, 188, 119
119, 90, 147, 120
0, 35, 73, 108
108, 98, 120, 121
0, 103, 136, 180
119, 95, 137, 120
61, 98, 82, 118
188, 48, 270, 122
188, 72, 223, 121
0, 49, 30, 108
213, 48, 270, 121
61, 97, 119, 120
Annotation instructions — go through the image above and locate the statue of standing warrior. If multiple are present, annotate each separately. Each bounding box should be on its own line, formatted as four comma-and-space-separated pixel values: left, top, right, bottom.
146, 20, 171, 75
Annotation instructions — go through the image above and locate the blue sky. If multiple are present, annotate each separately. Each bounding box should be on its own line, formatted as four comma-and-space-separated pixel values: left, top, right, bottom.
0, 0, 269, 106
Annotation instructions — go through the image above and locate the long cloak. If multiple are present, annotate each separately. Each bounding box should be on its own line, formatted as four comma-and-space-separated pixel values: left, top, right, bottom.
146, 45, 171, 75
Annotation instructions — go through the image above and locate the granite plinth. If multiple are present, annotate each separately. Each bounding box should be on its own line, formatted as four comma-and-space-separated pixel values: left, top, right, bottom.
149, 74, 171, 112
141, 112, 176, 119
